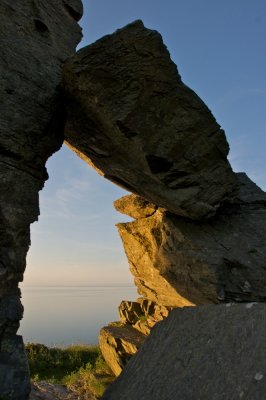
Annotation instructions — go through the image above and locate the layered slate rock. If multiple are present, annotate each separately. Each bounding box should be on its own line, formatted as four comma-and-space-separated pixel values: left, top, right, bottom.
102, 303, 266, 400
63, 20, 237, 221
119, 299, 172, 335
115, 173, 266, 306
99, 324, 146, 376
0, 1, 82, 398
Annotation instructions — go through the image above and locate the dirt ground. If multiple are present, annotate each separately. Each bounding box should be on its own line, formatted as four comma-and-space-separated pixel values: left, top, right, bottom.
29, 382, 96, 400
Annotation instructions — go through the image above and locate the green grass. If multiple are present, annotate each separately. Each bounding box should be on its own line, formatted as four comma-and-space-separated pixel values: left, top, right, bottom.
25, 343, 115, 398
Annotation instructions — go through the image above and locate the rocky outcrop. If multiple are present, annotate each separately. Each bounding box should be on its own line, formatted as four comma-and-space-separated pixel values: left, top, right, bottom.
102, 303, 266, 400
102, 172, 266, 381
99, 298, 171, 375
115, 173, 266, 307
2, 6, 264, 399
63, 20, 237, 221
99, 324, 146, 376
119, 299, 171, 335
0, 1, 82, 398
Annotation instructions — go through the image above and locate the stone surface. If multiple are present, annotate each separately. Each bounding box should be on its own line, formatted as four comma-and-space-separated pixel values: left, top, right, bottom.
63, 20, 237, 221
102, 303, 266, 400
100, 299, 170, 373
0, 1, 82, 398
30, 381, 95, 400
114, 194, 158, 219
0, 336, 30, 399
99, 324, 146, 376
116, 173, 266, 306
119, 299, 171, 335
2, 6, 264, 399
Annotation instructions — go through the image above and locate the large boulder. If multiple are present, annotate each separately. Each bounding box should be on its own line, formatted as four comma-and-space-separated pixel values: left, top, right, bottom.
0, 1, 82, 398
115, 173, 266, 306
102, 303, 266, 400
63, 20, 237, 221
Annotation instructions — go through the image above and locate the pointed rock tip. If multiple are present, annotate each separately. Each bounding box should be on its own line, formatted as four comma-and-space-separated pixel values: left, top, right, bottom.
114, 20, 148, 34
122, 19, 145, 29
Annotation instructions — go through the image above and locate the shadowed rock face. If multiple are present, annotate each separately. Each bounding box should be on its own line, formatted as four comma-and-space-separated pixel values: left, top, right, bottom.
115, 173, 266, 306
63, 20, 237, 221
102, 303, 266, 400
0, 1, 82, 398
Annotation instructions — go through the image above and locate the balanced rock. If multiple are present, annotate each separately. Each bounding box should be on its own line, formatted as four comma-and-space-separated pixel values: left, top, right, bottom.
99, 324, 146, 376
102, 303, 266, 400
63, 20, 237, 220
114, 195, 158, 220
115, 173, 266, 306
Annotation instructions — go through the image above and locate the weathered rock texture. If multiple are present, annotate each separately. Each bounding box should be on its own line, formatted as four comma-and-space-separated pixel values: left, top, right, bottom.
30, 381, 95, 400
119, 299, 171, 335
102, 303, 266, 400
99, 298, 171, 375
99, 324, 146, 376
115, 173, 266, 307
2, 8, 264, 399
0, 1, 82, 398
63, 20, 237, 221
114, 195, 158, 220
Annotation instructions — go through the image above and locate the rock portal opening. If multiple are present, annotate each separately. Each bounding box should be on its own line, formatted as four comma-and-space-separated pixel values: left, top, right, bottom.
19, 144, 137, 345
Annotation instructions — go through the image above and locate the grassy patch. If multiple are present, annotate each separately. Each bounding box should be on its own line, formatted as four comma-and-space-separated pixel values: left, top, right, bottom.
26, 343, 115, 398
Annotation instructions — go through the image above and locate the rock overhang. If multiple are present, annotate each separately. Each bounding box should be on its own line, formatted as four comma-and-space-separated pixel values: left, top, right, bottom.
63, 19, 238, 221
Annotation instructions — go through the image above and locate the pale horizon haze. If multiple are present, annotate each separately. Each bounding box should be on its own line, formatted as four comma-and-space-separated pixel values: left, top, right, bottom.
22, 0, 266, 287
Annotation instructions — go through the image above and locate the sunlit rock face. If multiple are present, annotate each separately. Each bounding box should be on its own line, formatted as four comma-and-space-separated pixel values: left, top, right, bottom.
63, 20, 237, 221
118, 299, 172, 336
102, 303, 266, 400
99, 324, 146, 376
0, 1, 82, 398
115, 173, 266, 306
99, 298, 171, 375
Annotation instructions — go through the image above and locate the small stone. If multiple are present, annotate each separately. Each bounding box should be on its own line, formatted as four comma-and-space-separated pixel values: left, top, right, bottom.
242, 281, 251, 293
254, 372, 264, 381
246, 303, 258, 309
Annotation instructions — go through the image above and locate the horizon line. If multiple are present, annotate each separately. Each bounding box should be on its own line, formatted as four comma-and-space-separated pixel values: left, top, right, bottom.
19, 284, 136, 288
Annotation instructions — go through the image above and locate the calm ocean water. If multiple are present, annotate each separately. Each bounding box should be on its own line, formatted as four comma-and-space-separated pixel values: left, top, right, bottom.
19, 286, 138, 346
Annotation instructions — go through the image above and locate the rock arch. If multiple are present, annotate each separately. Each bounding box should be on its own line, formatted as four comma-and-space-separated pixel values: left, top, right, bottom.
1, 2, 266, 399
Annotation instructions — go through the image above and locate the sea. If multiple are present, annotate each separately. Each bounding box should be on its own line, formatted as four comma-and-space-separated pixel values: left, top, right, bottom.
19, 286, 138, 346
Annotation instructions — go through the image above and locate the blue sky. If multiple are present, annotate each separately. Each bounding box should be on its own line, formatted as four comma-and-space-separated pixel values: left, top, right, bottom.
23, 0, 266, 286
